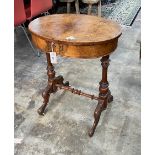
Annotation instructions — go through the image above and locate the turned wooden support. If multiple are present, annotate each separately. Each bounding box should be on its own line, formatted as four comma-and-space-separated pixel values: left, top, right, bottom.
56, 84, 100, 100
89, 55, 113, 137
46, 53, 56, 83
99, 55, 110, 109
37, 53, 70, 115
37, 53, 56, 115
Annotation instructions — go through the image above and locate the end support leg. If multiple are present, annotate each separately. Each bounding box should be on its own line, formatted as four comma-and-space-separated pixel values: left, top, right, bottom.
88, 99, 107, 137
89, 55, 112, 137
37, 53, 56, 115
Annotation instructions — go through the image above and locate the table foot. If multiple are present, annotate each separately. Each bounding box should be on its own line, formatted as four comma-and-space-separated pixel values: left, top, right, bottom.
37, 75, 67, 116
37, 103, 48, 116
89, 101, 102, 137
89, 98, 107, 137
37, 85, 52, 115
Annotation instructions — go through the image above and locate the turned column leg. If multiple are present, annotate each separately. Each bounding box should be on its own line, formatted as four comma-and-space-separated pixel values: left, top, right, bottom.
37, 53, 56, 115
89, 55, 113, 137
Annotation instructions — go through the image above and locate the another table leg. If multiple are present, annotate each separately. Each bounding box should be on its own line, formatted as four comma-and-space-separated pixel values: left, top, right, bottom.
75, 0, 80, 14
67, 2, 71, 13
88, 4, 92, 15
98, 0, 101, 17
37, 53, 56, 115
89, 55, 113, 137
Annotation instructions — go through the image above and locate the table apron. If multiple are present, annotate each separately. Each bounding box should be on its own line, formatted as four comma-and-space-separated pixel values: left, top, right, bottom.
31, 34, 118, 58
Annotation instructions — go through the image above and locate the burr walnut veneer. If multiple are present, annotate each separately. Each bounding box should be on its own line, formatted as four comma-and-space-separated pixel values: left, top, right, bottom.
29, 14, 122, 137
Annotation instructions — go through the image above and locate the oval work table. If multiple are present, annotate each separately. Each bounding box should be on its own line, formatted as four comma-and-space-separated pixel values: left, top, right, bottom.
29, 14, 122, 137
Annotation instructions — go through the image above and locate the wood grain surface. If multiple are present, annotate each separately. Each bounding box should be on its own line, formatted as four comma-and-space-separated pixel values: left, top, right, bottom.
29, 14, 122, 58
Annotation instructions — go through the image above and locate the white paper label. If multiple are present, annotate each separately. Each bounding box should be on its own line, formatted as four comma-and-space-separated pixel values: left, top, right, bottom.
66, 36, 76, 40
50, 52, 57, 64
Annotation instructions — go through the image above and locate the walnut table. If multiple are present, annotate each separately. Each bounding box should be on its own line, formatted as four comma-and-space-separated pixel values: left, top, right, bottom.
28, 14, 122, 137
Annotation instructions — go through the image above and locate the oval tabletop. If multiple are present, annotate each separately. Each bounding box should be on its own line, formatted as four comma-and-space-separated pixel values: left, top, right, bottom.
29, 14, 121, 45
29, 14, 122, 58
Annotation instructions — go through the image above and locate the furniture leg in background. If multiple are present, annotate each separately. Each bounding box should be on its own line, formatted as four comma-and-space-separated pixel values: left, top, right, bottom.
59, 0, 80, 14
82, 0, 101, 16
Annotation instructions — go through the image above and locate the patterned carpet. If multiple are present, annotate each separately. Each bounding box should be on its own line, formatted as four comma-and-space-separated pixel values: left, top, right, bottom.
56, 0, 141, 26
